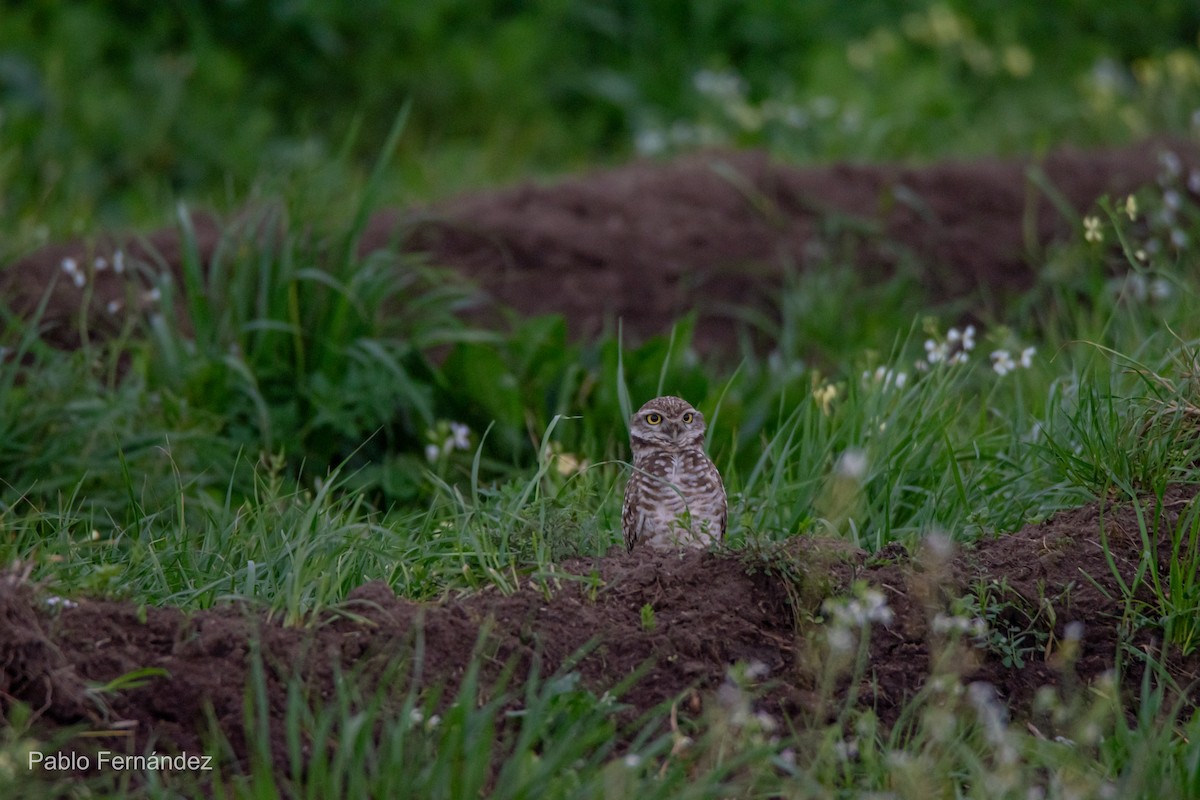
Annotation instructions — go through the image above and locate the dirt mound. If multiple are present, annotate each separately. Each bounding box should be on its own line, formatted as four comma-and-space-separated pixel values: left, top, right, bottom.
4, 489, 1198, 781
4, 139, 1198, 353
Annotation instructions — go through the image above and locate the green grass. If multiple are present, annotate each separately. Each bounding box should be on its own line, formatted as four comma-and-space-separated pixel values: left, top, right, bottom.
4, 4, 1200, 795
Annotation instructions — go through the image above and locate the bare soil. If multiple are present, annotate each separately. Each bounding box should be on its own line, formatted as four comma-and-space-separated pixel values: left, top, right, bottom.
4, 140, 1200, 785
4, 138, 1199, 352
2, 488, 1198, 781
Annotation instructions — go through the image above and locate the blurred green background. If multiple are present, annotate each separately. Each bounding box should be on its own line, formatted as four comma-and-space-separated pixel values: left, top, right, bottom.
1, 1, 1198, 246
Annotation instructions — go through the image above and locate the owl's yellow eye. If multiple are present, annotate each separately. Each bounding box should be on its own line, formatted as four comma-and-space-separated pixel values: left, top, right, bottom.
646, 413, 663, 425
682, 412, 694, 423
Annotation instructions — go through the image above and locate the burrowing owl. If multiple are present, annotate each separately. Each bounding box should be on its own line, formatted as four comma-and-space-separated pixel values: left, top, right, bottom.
622, 396, 727, 551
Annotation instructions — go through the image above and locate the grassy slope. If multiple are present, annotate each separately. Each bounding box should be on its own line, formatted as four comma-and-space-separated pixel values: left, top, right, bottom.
3, 3, 1200, 797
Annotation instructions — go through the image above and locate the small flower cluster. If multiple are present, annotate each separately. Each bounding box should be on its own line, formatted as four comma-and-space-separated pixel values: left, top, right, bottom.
407, 707, 441, 732
1101, 150, 1200, 263
424, 421, 471, 463
1155, 150, 1196, 252
634, 67, 859, 157
1114, 272, 1173, 304
834, 447, 868, 480
916, 324, 975, 371
861, 365, 907, 391
989, 346, 1035, 376
812, 381, 839, 415
931, 612, 988, 639
711, 660, 782, 756
542, 441, 589, 476
823, 583, 894, 652
60, 257, 85, 288
59, 250, 126, 289
967, 682, 1018, 767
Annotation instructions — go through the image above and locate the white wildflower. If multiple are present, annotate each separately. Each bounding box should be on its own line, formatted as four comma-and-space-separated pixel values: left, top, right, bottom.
112, 250, 125, 274
991, 350, 1016, 376
864, 366, 907, 390
923, 529, 955, 560
407, 708, 440, 732
835, 448, 868, 480
932, 612, 987, 638
968, 681, 1014, 762
754, 710, 778, 733
833, 738, 859, 761
826, 625, 855, 653
1160, 150, 1183, 178
449, 422, 471, 450
923, 338, 946, 364
860, 588, 894, 626
1124, 194, 1138, 220
692, 69, 746, 99
424, 443, 441, 463
94, 256, 108, 271
1019, 346, 1036, 369
1125, 273, 1149, 301
1083, 216, 1103, 243
60, 257, 85, 287
823, 586, 893, 629
634, 128, 666, 156
106, 300, 122, 315
623, 754, 642, 769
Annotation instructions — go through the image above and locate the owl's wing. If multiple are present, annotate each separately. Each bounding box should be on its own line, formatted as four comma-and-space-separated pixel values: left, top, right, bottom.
621, 475, 642, 552
717, 479, 728, 539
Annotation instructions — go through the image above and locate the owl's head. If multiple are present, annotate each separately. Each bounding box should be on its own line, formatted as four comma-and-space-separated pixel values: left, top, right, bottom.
629, 395, 707, 451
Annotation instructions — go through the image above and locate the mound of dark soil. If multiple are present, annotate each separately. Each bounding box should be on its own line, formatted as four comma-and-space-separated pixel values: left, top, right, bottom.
3, 489, 1198, 781
4, 138, 1198, 353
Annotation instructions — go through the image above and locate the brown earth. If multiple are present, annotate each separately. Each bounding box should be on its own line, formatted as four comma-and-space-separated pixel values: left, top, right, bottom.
3, 138, 1199, 353
3, 487, 1198, 785
5, 141, 1200, 787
